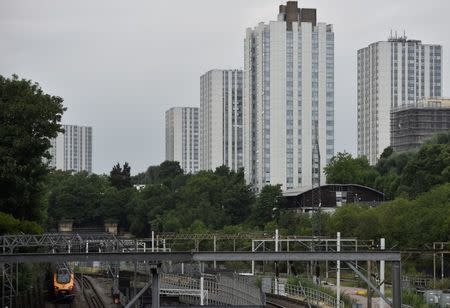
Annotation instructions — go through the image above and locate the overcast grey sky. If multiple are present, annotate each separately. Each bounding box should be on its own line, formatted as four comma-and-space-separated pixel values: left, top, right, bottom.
1, 0, 449, 174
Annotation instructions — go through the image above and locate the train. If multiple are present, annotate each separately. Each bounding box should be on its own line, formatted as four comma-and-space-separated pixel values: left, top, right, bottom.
48, 264, 76, 301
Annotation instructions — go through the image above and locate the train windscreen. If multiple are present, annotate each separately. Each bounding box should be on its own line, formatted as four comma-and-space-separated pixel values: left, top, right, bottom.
56, 268, 71, 284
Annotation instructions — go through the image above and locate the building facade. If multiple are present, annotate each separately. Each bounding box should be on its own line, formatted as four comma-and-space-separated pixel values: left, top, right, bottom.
200, 69, 243, 171
49, 124, 93, 173
244, 1, 334, 191
391, 98, 450, 152
165, 107, 199, 174
357, 35, 442, 164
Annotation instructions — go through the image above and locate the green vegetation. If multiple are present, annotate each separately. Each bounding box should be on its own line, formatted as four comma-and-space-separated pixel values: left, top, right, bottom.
0, 212, 43, 235
46, 170, 134, 228
402, 290, 429, 307
325, 183, 450, 248
42, 160, 450, 252
46, 163, 261, 235
325, 133, 450, 199
109, 162, 132, 190
0, 74, 65, 233
324, 152, 378, 187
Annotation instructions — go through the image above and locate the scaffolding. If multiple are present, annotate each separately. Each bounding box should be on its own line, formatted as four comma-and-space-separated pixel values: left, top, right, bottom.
391, 99, 450, 152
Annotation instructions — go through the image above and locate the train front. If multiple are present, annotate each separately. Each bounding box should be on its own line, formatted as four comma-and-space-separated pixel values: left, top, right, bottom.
52, 267, 75, 300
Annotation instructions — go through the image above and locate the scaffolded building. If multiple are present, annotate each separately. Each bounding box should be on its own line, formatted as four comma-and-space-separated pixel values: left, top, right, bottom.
390, 98, 450, 152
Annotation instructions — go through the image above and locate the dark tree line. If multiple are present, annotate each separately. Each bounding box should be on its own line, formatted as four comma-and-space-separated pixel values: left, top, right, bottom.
324, 132, 450, 199
45, 162, 283, 236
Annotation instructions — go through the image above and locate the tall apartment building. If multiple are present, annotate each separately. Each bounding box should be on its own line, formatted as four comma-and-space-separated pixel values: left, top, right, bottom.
165, 107, 199, 174
357, 35, 442, 164
391, 98, 450, 152
49, 124, 93, 173
200, 69, 243, 171
244, 1, 334, 191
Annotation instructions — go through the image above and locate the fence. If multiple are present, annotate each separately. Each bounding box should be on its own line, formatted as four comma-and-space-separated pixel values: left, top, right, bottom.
119, 262, 264, 306
275, 282, 344, 308
401, 275, 432, 289
161, 273, 264, 306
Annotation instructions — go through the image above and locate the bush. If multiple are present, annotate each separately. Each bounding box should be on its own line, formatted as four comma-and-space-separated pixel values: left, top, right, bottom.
0, 212, 43, 235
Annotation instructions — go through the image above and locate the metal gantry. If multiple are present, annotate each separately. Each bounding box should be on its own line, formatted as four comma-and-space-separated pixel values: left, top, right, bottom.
1, 232, 406, 308
0, 232, 142, 307
433, 241, 449, 287
1, 261, 15, 308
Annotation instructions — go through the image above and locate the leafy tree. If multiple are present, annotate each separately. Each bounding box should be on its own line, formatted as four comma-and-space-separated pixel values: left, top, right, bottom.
425, 131, 450, 145
324, 152, 379, 186
379, 146, 394, 160
109, 162, 132, 190
251, 184, 284, 228
0, 212, 43, 235
159, 160, 183, 178
132, 161, 184, 186
401, 143, 450, 197
99, 186, 135, 228
128, 183, 174, 236
47, 171, 110, 226
0, 75, 65, 222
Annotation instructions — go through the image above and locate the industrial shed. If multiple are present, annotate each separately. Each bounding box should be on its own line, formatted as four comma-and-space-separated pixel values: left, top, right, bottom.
283, 184, 385, 213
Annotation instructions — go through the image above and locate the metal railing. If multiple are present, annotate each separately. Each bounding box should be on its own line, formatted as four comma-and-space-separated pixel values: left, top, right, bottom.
160, 273, 263, 306
277, 283, 344, 308
402, 275, 432, 289
119, 262, 264, 306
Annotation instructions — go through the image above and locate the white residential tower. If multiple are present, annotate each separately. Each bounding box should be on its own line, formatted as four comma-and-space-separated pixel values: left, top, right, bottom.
165, 107, 199, 174
244, 1, 334, 191
357, 35, 442, 164
200, 69, 243, 171
49, 124, 93, 173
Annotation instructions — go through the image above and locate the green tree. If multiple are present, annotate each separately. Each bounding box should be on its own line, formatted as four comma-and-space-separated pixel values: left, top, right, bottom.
109, 162, 132, 190
159, 160, 183, 178
401, 143, 450, 197
0, 212, 43, 235
324, 152, 379, 186
132, 161, 184, 187
128, 183, 174, 236
0, 75, 65, 222
47, 172, 110, 226
251, 184, 284, 228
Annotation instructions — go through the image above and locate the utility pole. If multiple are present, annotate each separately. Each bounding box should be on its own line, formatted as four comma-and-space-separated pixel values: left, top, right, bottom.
311, 120, 322, 284
367, 260, 372, 308
380, 238, 385, 308
336, 232, 341, 308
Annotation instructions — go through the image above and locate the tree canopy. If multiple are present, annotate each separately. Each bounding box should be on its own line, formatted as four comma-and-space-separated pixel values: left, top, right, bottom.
326, 183, 450, 248
109, 162, 132, 190
0, 74, 65, 223
325, 134, 450, 199
324, 152, 379, 186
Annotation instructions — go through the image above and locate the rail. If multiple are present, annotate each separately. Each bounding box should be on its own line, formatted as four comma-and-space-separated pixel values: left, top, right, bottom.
75, 275, 106, 308
277, 283, 344, 308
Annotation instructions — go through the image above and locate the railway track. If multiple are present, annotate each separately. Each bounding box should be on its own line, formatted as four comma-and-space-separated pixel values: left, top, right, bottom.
266, 294, 313, 308
75, 274, 106, 308
266, 299, 288, 307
